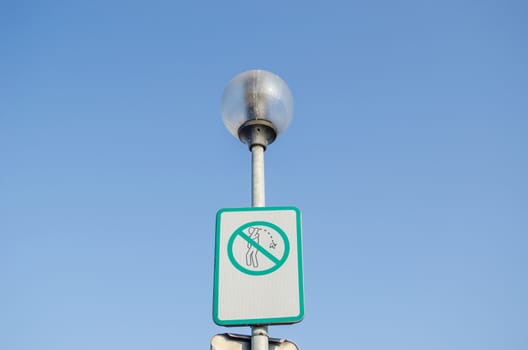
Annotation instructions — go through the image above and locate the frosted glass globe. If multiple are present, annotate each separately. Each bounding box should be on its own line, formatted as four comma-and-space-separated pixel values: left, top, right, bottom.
221, 70, 294, 142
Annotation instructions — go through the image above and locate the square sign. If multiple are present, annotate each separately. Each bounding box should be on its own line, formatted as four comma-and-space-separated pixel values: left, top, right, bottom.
213, 206, 304, 326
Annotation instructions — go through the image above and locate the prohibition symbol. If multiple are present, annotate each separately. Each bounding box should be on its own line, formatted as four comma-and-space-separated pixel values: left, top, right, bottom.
227, 221, 290, 276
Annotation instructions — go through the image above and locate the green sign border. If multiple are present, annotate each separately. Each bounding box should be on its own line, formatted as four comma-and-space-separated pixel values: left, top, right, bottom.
213, 206, 304, 326
227, 221, 290, 276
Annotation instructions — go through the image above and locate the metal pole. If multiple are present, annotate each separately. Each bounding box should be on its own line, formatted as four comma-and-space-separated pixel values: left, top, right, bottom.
250, 143, 269, 350
251, 144, 265, 208
252, 324, 269, 350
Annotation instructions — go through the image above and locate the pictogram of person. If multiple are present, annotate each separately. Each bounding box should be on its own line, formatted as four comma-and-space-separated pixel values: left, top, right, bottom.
245, 226, 261, 268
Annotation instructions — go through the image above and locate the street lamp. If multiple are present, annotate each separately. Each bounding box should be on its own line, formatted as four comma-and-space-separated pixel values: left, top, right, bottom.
221, 69, 294, 149
220, 70, 294, 350
221, 69, 294, 208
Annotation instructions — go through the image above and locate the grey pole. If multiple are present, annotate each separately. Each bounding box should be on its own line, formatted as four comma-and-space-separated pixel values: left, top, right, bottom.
241, 77, 278, 350
250, 143, 268, 350
222, 70, 293, 350
251, 144, 265, 208
252, 323, 269, 350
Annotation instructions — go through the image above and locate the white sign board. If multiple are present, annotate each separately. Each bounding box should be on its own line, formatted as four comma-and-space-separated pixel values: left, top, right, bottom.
213, 207, 304, 326
211, 333, 298, 350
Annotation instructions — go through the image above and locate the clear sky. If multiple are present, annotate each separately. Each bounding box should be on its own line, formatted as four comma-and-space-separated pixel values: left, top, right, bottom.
1, 1, 527, 349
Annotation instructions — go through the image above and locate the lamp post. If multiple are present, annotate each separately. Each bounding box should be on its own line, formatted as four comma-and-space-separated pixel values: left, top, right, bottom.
220, 70, 294, 350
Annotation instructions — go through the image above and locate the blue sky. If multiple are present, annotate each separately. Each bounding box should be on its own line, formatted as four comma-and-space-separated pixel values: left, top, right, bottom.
1, 1, 527, 349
